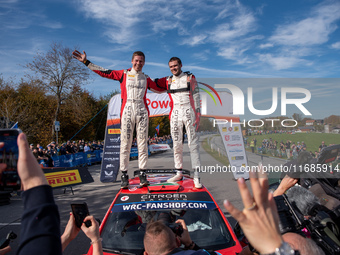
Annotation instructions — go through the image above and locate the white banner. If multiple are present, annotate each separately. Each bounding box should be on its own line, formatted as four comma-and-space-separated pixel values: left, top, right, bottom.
107, 91, 234, 120
149, 144, 171, 152
217, 123, 249, 179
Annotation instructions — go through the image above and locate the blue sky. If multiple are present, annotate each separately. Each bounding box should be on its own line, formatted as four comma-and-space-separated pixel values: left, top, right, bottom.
1, 0, 340, 120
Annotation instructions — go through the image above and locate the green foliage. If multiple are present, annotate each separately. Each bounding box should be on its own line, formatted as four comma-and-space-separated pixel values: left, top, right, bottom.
0, 75, 112, 146
198, 117, 216, 132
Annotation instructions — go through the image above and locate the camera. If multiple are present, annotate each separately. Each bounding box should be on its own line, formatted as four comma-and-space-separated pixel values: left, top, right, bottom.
274, 194, 304, 235
167, 222, 184, 237
274, 194, 340, 255
157, 212, 184, 237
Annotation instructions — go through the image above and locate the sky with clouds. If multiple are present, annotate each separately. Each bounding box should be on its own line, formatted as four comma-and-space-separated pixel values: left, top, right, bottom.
1, 0, 339, 120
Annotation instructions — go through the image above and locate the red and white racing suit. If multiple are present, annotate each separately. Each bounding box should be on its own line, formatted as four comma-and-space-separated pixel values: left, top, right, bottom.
84, 60, 162, 172
155, 72, 201, 170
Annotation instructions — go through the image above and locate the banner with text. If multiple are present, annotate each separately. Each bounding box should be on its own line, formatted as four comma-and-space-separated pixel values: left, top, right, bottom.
217, 123, 249, 179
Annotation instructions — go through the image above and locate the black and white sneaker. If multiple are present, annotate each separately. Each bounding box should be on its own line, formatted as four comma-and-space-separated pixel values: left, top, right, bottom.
121, 172, 129, 189
139, 171, 149, 187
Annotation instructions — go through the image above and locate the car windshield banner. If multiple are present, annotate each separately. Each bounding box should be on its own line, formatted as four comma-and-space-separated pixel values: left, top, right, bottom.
112, 192, 217, 212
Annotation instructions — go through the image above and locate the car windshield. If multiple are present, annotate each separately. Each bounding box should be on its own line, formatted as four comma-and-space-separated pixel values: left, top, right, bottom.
101, 208, 234, 254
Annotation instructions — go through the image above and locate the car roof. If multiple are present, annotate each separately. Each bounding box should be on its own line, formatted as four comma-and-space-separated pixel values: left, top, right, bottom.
120, 169, 206, 194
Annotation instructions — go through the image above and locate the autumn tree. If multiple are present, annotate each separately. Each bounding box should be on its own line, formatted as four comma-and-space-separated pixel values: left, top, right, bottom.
198, 117, 216, 132
25, 42, 90, 139
0, 77, 17, 128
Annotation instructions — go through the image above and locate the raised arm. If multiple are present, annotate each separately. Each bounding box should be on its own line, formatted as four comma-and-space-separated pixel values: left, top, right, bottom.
72, 50, 87, 63
72, 49, 123, 81
223, 166, 286, 255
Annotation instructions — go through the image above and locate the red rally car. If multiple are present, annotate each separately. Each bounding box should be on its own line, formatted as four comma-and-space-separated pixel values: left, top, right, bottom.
86, 169, 242, 255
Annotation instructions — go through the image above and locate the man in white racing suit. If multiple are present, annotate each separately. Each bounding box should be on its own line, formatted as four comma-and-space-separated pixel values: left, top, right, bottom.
73, 50, 162, 188
155, 57, 202, 188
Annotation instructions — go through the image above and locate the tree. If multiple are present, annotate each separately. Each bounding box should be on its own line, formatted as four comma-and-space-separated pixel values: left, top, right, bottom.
198, 117, 216, 132
25, 42, 90, 139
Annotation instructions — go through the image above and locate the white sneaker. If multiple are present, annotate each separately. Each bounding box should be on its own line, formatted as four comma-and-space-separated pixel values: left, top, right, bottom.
167, 172, 183, 183
194, 177, 202, 189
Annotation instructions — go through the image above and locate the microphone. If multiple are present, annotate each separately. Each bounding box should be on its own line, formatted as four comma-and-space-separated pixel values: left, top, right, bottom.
286, 185, 320, 216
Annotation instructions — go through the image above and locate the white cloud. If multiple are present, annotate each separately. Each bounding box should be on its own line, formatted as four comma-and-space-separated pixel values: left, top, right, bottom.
258, 2, 340, 70
0, 0, 18, 5
330, 41, 340, 49
186, 65, 262, 77
258, 54, 303, 70
217, 46, 250, 65
269, 2, 340, 46
78, 0, 148, 44
201, 1, 258, 63
77, 0, 201, 45
259, 43, 273, 49
210, 12, 256, 43
192, 50, 211, 61
41, 21, 63, 29
181, 35, 207, 46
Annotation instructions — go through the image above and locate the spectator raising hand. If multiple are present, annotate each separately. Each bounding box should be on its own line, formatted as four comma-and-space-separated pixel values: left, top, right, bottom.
223, 164, 295, 255
273, 175, 298, 197
17, 133, 48, 190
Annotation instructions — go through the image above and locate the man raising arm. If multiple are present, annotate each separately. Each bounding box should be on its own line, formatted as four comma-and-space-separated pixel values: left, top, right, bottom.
73, 50, 162, 188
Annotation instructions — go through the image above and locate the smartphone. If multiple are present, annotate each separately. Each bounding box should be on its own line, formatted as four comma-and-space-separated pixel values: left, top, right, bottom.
0, 231, 17, 249
71, 202, 91, 228
0, 129, 21, 190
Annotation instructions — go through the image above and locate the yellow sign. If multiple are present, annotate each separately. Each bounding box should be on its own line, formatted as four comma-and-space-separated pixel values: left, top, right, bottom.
108, 129, 121, 134
234, 126, 239, 132
45, 170, 82, 188
128, 75, 135, 77
222, 127, 227, 132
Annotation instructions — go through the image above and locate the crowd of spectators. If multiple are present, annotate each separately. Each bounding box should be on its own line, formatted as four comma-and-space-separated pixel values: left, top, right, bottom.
28, 140, 104, 167
2, 132, 318, 255
147, 135, 172, 146
2, 132, 340, 254
29, 135, 174, 166
247, 137, 337, 161
2, 129, 337, 254
248, 129, 302, 135
254, 138, 307, 159
30, 135, 174, 156
30, 140, 104, 156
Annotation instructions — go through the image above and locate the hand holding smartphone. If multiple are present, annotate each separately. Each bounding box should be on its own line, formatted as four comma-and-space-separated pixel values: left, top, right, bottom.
0, 129, 21, 190
71, 202, 92, 228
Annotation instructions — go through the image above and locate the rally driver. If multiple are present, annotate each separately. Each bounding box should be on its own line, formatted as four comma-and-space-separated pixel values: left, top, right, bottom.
154, 57, 202, 188
72, 50, 162, 188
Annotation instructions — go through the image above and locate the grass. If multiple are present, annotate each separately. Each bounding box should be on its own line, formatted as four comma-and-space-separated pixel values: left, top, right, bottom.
202, 137, 230, 166
203, 133, 340, 184
246, 132, 340, 153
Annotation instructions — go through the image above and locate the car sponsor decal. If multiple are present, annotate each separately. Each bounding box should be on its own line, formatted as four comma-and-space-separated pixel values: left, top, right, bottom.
112, 192, 216, 212
45, 169, 82, 187
121, 196, 129, 201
